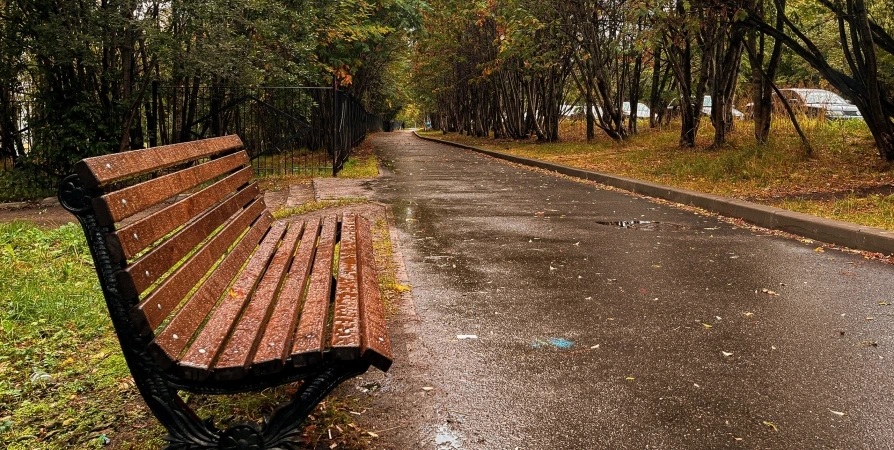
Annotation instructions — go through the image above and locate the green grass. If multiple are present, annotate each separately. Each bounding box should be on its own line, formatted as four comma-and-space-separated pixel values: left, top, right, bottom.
775, 194, 894, 231
0, 221, 394, 449
338, 154, 379, 178
0, 222, 159, 449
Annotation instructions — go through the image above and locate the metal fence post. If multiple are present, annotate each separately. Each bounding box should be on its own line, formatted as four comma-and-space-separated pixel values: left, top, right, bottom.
332, 76, 339, 176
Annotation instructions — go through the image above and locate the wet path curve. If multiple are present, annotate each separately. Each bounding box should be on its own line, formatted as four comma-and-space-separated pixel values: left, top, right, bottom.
364, 131, 894, 449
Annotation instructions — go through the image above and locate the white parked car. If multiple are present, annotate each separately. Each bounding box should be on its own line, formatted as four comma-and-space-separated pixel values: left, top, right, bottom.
622, 102, 651, 119
776, 88, 862, 120
702, 95, 744, 119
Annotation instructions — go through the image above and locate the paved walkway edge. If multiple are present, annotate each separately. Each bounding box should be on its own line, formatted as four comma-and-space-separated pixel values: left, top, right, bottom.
413, 131, 894, 255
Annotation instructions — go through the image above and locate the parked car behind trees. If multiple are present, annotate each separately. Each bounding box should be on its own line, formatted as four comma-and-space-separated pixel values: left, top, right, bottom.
775, 89, 863, 120
622, 102, 651, 119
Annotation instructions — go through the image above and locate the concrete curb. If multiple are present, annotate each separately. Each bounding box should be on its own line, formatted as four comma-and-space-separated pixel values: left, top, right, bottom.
413, 131, 894, 255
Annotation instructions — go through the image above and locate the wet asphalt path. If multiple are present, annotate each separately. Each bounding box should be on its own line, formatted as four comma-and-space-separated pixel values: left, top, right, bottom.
364, 131, 894, 449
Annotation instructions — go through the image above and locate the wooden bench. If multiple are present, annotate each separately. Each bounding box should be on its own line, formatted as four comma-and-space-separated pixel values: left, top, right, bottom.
57, 135, 392, 449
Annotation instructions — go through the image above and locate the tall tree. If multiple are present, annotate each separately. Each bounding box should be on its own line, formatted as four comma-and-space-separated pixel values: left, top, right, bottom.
744, 0, 894, 160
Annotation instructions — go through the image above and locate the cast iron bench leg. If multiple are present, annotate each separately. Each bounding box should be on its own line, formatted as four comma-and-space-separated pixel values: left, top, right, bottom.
127, 358, 371, 449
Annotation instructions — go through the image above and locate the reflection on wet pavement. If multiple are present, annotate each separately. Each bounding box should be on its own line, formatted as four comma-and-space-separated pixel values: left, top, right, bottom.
363, 131, 894, 449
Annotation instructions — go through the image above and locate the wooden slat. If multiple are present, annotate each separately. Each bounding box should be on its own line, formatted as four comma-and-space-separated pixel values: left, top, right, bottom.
130, 198, 266, 334
290, 216, 338, 367
252, 218, 320, 376
356, 216, 393, 372
93, 151, 248, 226
178, 222, 288, 381
146, 213, 272, 369
330, 215, 362, 360
117, 188, 262, 299
75, 135, 243, 189
213, 221, 305, 380
108, 167, 254, 263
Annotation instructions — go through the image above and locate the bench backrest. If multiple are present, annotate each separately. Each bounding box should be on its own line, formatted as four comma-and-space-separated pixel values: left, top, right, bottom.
70, 135, 392, 379
75, 136, 269, 337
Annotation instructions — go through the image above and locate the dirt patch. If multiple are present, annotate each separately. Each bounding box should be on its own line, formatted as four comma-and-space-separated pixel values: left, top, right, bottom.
0, 204, 75, 228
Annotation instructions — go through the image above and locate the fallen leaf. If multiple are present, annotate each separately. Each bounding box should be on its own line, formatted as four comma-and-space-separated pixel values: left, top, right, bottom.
625, 377, 635, 381
814, 247, 825, 253
879, 302, 890, 306
762, 420, 778, 431
393, 284, 411, 292
702, 323, 713, 329
367, 431, 379, 438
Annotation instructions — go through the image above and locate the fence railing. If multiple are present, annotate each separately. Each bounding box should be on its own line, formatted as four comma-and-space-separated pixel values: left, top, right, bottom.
0, 84, 381, 183
153, 85, 382, 176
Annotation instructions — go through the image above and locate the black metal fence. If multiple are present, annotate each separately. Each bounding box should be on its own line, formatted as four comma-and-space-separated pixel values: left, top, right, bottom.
153, 85, 382, 176
0, 84, 380, 201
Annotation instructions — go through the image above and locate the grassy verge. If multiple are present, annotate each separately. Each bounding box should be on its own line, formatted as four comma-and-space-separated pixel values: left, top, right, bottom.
337, 141, 379, 179
0, 219, 398, 449
420, 117, 894, 230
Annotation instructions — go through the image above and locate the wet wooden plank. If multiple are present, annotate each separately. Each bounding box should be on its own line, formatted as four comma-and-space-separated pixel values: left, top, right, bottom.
330, 215, 362, 360
146, 213, 272, 369
213, 221, 305, 380
75, 135, 243, 189
356, 216, 393, 372
130, 198, 266, 334
93, 151, 248, 226
177, 222, 288, 381
117, 187, 261, 299
252, 218, 320, 376
290, 216, 338, 367
107, 167, 253, 263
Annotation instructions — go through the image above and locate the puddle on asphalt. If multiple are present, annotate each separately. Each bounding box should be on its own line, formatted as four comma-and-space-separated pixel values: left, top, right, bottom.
435, 424, 462, 449
596, 220, 683, 231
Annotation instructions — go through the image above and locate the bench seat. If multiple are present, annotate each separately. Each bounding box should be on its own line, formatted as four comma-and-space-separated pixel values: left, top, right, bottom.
59, 135, 392, 447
